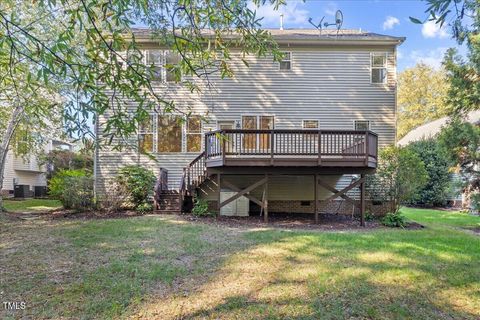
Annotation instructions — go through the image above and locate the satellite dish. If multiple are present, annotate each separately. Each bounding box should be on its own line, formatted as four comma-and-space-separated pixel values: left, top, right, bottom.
335, 10, 343, 30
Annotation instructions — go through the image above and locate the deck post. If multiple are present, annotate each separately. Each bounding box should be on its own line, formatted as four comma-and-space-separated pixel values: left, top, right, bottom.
216, 173, 221, 217
360, 173, 366, 226
264, 174, 269, 223
314, 174, 318, 224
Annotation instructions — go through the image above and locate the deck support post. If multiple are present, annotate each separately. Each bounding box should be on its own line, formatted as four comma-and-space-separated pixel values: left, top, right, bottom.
314, 174, 318, 224
216, 173, 221, 217
360, 174, 366, 227
264, 174, 269, 223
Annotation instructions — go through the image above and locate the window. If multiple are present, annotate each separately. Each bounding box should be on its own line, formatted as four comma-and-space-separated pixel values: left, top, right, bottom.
354, 120, 370, 131
186, 116, 202, 152
279, 52, 291, 70
138, 115, 155, 153
242, 115, 274, 150
145, 50, 181, 82
371, 53, 387, 84
146, 50, 163, 81
157, 115, 182, 152
302, 120, 319, 129
165, 51, 181, 82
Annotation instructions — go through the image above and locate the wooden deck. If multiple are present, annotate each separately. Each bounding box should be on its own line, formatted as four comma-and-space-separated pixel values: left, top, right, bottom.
204, 129, 378, 169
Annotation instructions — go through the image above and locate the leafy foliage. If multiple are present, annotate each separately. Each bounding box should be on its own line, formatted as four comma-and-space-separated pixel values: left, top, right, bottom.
438, 120, 480, 205
366, 146, 428, 213
116, 165, 156, 210
382, 212, 407, 228
405, 139, 451, 207
49, 169, 94, 210
41, 149, 94, 179
191, 198, 212, 216
397, 63, 449, 139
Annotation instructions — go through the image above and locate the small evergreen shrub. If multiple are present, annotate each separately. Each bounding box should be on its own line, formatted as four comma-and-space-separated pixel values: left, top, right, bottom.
49, 169, 94, 210
191, 199, 212, 216
382, 212, 407, 228
116, 165, 156, 211
136, 202, 154, 214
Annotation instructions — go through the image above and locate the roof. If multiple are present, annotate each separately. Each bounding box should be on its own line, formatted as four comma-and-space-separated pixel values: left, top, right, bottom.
397, 110, 480, 146
130, 28, 405, 45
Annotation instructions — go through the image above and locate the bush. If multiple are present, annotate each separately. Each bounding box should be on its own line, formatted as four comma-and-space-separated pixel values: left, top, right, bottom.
366, 146, 428, 213
406, 139, 451, 207
382, 212, 407, 228
48, 169, 94, 210
136, 202, 153, 214
191, 199, 212, 216
100, 181, 130, 213
116, 165, 156, 210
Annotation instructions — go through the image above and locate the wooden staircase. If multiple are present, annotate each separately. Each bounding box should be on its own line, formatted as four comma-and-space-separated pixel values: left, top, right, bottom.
154, 152, 208, 213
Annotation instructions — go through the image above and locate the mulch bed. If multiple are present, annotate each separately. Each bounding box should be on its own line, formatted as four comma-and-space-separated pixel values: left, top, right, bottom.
3, 210, 425, 231
183, 212, 425, 231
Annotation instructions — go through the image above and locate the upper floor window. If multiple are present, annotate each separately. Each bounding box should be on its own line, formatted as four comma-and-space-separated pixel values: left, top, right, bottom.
279, 52, 291, 70
371, 53, 387, 84
302, 120, 319, 129
145, 50, 181, 82
354, 120, 370, 131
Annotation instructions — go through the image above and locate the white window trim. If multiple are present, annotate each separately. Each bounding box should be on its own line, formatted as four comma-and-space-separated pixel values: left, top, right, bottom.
240, 114, 276, 129
370, 52, 388, 85
278, 51, 292, 71
137, 113, 203, 154
137, 113, 156, 153
354, 120, 371, 131
302, 119, 319, 129
144, 50, 182, 84
185, 115, 203, 153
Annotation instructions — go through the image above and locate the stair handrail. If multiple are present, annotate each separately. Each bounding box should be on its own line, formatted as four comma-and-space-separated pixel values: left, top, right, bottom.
180, 151, 206, 195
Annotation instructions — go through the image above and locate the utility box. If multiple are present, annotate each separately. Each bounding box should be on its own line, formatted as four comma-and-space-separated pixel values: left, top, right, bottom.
34, 186, 47, 198
220, 191, 249, 216
14, 184, 30, 198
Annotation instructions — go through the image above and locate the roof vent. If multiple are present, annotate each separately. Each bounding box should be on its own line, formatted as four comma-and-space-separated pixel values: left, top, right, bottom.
280, 14, 284, 30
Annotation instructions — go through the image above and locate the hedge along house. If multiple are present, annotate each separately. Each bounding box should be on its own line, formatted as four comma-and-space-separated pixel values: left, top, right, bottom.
95, 28, 405, 224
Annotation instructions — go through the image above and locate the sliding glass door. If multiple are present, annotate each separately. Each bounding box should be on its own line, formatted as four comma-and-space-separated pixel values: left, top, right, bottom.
242, 115, 274, 152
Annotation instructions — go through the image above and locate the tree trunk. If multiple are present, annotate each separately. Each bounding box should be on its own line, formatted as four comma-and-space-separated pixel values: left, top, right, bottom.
0, 103, 24, 213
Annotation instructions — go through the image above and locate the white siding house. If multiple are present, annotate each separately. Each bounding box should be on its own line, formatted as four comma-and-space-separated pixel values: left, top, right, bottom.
95, 29, 405, 219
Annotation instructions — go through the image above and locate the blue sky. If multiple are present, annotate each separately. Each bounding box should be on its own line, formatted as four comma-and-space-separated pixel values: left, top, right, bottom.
251, 0, 463, 71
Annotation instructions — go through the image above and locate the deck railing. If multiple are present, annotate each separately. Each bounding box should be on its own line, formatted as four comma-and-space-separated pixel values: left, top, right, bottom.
204, 129, 378, 164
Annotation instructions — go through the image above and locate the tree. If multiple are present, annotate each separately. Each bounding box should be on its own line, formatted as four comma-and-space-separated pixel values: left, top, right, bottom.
397, 63, 449, 138
411, 0, 479, 116
437, 120, 480, 206
366, 146, 428, 213
405, 139, 451, 207
0, 0, 283, 212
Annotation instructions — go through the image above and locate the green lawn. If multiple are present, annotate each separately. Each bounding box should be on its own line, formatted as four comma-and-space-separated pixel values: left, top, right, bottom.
1, 208, 479, 319
2, 198, 62, 213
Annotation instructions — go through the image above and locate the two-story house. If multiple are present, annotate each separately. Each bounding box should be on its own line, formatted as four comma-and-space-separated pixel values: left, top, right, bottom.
95, 28, 405, 224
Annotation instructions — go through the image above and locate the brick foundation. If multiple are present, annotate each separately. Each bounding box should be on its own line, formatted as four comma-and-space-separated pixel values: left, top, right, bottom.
208, 200, 393, 217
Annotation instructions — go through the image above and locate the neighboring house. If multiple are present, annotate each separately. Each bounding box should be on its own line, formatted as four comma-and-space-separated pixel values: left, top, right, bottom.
1, 139, 73, 197
398, 110, 480, 207
95, 28, 405, 222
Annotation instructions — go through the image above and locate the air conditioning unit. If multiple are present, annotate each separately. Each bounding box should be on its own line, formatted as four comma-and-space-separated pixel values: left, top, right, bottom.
14, 185, 30, 198
220, 191, 249, 216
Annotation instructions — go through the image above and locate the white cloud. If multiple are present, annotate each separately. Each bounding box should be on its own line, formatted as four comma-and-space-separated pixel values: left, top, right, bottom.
397, 49, 403, 60
409, 47, 448, 69
422, 21, 449, 38
249, 1, 310, 28
324, 1, 338, 16
383, 16, 400, 30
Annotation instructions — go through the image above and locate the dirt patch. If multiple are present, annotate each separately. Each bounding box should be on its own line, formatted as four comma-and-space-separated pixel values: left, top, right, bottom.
4, 209, 144, 221
180, 212, 425, 231
462, 226, 480, 235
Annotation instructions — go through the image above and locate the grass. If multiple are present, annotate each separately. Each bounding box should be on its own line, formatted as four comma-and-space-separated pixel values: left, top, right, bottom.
2, 198, 62, 213
1, 208, 479, 319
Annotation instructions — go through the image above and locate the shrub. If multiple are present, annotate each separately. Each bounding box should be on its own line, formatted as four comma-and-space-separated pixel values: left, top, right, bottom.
191, 199, 212, 216
116, 165, 156, 210
406, 139, 451, 207
382, 212, 407, 228
366, 146, 428, 213
136, 202, 154, 214
49, 169, 94, 210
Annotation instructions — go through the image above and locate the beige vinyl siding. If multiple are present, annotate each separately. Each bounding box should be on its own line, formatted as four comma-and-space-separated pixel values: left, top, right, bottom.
2, 151, 47, 192
96, 45, 397, 196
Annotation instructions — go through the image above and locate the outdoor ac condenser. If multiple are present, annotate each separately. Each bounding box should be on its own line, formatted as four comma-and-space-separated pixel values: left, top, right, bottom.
220, 191, 249, 216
